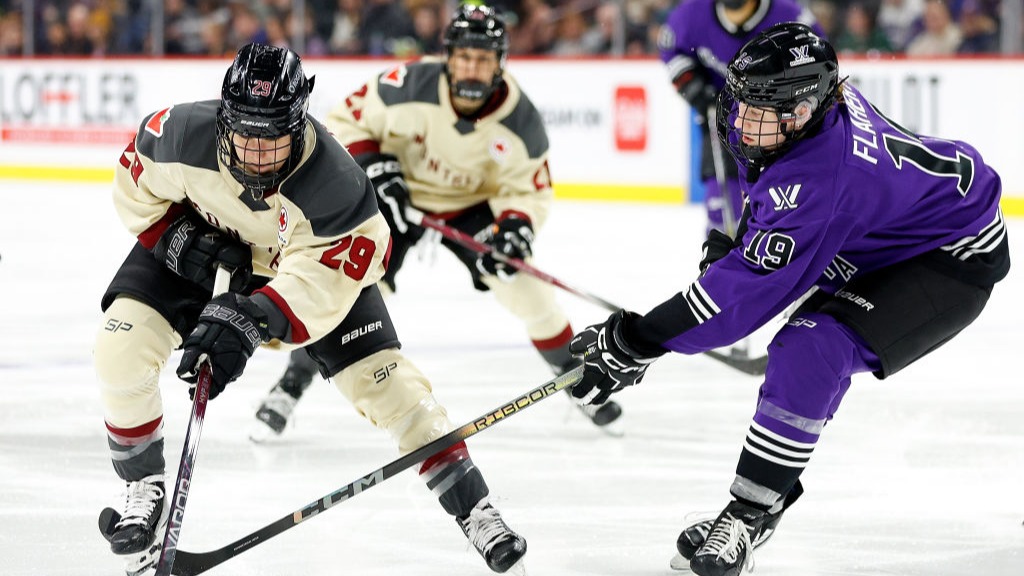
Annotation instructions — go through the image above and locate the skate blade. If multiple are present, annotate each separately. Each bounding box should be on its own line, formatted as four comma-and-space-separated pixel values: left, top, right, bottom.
503, 558, 527, 576
669, 552, 693, 571
564, 405, 625, 438
596, 419, 625, 438
247, 419, 284, 443
248, 409, 296, 443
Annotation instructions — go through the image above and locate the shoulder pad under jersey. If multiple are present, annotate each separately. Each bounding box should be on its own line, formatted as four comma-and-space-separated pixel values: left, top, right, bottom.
377, 61, 444, 107
500, 87, 548, 159
280, 117, 379, 238
134, 100, 219, 171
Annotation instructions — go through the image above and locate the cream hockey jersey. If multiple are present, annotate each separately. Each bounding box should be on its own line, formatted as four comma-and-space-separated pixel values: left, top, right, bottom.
325, 58, 554, 228
113, 100, 390, 348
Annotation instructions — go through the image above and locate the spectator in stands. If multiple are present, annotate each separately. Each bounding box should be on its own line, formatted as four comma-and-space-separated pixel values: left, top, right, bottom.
808, 0, 840, 41
957, 0, 999, 53
0, 10, 23, 55
360, 0, 416, 55
409, 0, 444, 55
906, 0, 961, 55
835, 1, 894, 55
65, 2, 98, 54
227, 2, 270, 49
549, 3, 591, 56
329, 0, 363, 54
877, 0, 925, 51
509, 0, 557, 54
165, 0, 207, 54
285, 10, 331, 56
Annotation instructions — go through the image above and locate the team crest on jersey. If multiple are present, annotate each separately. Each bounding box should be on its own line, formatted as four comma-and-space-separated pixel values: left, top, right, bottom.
278, 206, 289, 245
381, 65, 407, 88
768, 184, 801, 211
144, 106, 173, 137
489, 138, 510, 163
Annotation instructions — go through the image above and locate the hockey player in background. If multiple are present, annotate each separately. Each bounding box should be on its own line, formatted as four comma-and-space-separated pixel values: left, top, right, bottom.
251, 3, 623, 441
570, 23, 1009, 576
658, 0, 821, 236
94, 43, 526, 575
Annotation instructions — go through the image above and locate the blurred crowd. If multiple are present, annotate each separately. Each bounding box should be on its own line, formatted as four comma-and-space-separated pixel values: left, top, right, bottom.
0, 0, 1014, 57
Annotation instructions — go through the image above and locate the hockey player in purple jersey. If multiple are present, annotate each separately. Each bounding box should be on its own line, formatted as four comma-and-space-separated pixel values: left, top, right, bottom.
659, 0, 820, 235
572, 23, 1009, 576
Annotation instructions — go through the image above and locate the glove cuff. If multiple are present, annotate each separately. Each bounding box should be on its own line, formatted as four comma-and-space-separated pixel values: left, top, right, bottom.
612, 311, 666, 362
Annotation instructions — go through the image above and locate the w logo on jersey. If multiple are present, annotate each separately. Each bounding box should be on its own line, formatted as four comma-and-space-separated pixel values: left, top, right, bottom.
768, 184, 801, 211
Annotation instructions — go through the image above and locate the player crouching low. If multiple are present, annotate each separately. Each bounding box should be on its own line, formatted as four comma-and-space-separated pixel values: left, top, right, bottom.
95, 42, 526, 575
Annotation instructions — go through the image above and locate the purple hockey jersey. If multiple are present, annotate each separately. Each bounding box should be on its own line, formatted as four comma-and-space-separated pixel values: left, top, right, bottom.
635, 84, 1007, 355
659, 0, 821, 91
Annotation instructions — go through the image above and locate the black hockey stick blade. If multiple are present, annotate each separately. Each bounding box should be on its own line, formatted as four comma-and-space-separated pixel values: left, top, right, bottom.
170, 366, 584, 575
703, 349, 768, 376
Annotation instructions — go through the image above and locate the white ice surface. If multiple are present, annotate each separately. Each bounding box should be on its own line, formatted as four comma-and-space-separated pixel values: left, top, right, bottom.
0, 182, 1022, 576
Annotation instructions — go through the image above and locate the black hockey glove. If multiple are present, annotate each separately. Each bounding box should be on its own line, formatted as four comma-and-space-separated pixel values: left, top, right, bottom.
674, 70, 717, 125
699, 228, 738, 275
362, 153, 425, 243
152, 212, 252, 293
475, 214, 534, 282
568, 310, 660, 406
176, 293, 269, 400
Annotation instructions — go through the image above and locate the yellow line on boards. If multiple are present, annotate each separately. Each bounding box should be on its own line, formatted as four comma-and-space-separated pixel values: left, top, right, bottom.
0, 166, 115, 183
554, 183, 686, 204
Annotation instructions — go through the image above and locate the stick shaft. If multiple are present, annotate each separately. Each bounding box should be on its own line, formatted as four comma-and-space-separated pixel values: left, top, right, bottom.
171, 366, 583, 575
154, 266, 231, 576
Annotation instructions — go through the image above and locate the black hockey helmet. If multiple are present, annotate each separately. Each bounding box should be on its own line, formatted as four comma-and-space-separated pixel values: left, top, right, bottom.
716, 22, 840, 168
443, 4, 509, 102
217, 43, 315, 199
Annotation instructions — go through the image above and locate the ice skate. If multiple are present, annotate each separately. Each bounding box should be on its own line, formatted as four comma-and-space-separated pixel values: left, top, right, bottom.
249, 383, 300, 442
457, 497, 527, 574
687, 500, 777, 576
671, 483, 802, 571
574, 398, 624, 437
251, 353, 318, 442
98, 475, 168, 576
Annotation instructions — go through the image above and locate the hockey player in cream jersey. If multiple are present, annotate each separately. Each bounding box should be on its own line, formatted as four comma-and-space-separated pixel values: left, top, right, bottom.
94, 43, 526, 575
252, 3, 623, 440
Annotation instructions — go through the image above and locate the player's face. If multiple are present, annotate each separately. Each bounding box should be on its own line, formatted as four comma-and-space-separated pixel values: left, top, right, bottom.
231, 132, 292, 175
734, 102, 788, 149
447, 46, 500, 114
448, 46, 500, 85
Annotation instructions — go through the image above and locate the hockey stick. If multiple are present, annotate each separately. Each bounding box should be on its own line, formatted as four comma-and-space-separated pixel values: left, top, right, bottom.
407, 208, 766, 376
153, 266, 232, 576
406, 209, 620, 312
170, 366, 584, 575
705, 104, 766, 372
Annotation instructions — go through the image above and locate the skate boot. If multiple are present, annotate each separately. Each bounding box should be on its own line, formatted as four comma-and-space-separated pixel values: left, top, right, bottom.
563, 387, 623, 436
98, 475, 168, 576
575, 398, 624, 435
457, 497, 527, 574
670, 482, 803, 570
687, 500, 777, 576
250, 362, 315, 442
